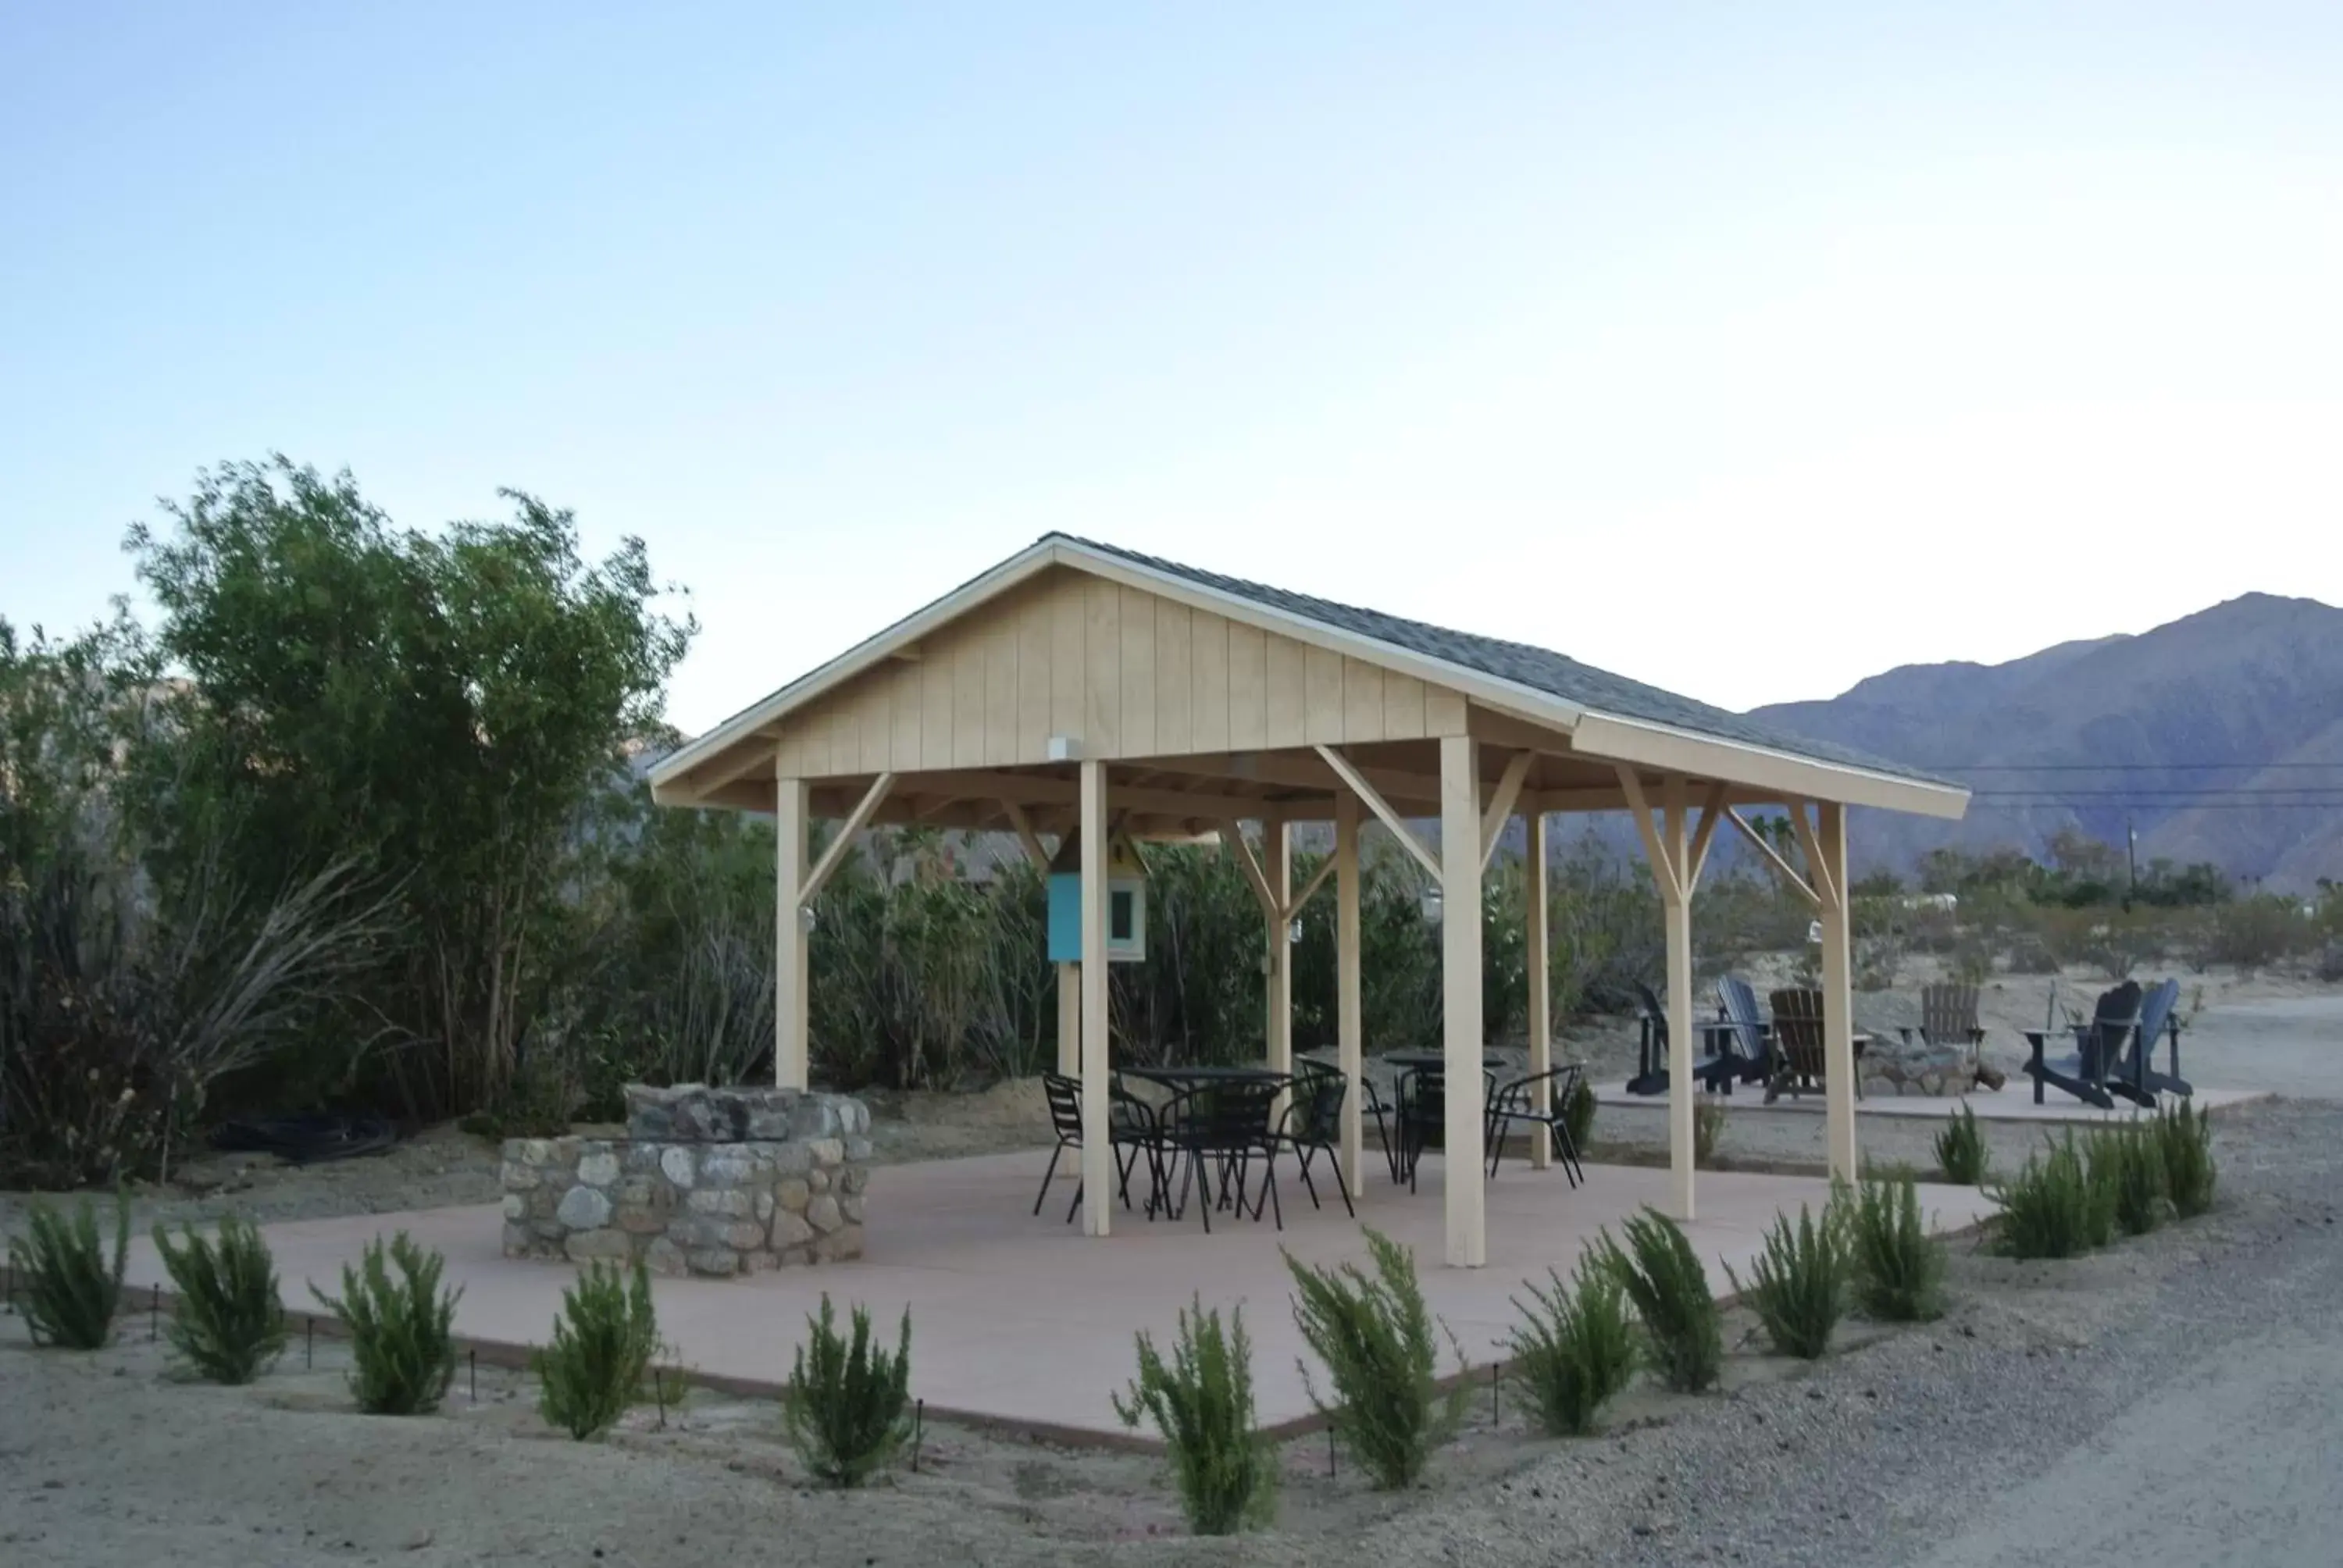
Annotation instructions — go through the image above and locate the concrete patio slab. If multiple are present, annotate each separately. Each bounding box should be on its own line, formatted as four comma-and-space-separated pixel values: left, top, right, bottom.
1590, 1082, 2270, 1126
123, 1150, 1997, 1441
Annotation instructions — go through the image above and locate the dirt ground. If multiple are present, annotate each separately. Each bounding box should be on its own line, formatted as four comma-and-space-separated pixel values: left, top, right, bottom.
4, 970, 2338, 1566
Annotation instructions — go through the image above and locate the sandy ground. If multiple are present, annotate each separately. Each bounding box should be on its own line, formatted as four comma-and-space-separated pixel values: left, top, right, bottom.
4, 972, 2339, 1566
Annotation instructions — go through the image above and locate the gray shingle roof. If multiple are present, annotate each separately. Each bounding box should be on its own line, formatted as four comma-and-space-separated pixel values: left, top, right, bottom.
1052, 533, 1952, 787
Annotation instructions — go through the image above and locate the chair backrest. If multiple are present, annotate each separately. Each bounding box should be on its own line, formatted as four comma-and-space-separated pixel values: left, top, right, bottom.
1165, 1078, 1283, 1149
1636, 981, 1669, 1040
1768, 989, 1828, 1076
2081, 981, 2144, 1074
1288, 1062, 1346, 1139
2129, 979, 2181, 1063
1717, 976, 1767, 1057
1042, 1072, 1086, 1140
1921, 982, 1979, 1042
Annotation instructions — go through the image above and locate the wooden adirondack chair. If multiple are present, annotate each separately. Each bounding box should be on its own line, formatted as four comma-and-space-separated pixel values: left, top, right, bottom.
1898, 982, 1992, 1088
1763, 989, 1867, 1103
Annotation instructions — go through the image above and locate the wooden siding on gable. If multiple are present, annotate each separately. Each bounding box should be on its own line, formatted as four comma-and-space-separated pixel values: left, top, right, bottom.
770, 566, 1470, 779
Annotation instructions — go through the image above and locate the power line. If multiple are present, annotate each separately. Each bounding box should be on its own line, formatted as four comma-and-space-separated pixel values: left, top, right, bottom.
1929, 761, 2343, 772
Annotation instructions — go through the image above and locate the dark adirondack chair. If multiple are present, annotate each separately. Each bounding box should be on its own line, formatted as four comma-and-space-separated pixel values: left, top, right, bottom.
1628, 981, 1670, 1096
2022, 981, 2141, 1110
2108, 978, 2191, 1103
1696, 975, 1770, 1093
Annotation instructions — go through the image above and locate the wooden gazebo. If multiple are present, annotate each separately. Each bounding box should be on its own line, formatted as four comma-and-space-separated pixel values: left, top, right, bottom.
649, 536, 1968, 1266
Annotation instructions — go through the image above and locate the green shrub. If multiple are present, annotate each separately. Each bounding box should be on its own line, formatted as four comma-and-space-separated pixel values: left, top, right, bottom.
1285, 1227, 1466, 1489
152, 1214, 287, 1383
534, 1260, 660, 1440
311, 1232, 461, 1414
783, 1295, 913, 1488
2099, 1124, 2169, 1238
1845, 1175, 1945, 1321
1562, 1075, 1597, 1154
1988, 1136, 2111, 1259
1112, 1297, 1275, 1534
7, 1192, 130, 1349
1694, 1098, 1726, 1167
1726, 1203, 1847, 1360
2155, 1100, 2217, 1217
1596, 1208, 1723, 1392
1934, 1103, 1988, 1185
1506, 1252, 1638, 1435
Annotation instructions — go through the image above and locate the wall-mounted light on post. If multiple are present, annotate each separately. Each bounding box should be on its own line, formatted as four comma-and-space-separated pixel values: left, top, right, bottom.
1419, 885, 1444, 925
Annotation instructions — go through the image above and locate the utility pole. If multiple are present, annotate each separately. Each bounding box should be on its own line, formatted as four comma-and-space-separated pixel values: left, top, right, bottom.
2126, 817, 2138, 908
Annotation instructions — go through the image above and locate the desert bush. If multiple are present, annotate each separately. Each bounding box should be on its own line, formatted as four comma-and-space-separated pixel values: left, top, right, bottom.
1695, 1097, 1726, 1167
1933, 1103, 1988, 1185
312, 1232, 461, 1413
7, 1192, 130, 1349
1562, 1075, 1597, 1153
2097, 1124, 2169, 1237
1507, 1253, 1638, 1436
535, 1260, 660, 1440
1726, 1203, 1847, 1360
1845, 1175, 1945, 1321
1285, 1227, 1466, 1489
152, 1214, 287, 1382
2155, 1100, 2217, 1217
2194, 895, 2312, 975
1988, 1136, 2110, 1260
1112, 1297, 1275, 1534
783, 1295, 914, 1488
1596, 1209, 1723, 1393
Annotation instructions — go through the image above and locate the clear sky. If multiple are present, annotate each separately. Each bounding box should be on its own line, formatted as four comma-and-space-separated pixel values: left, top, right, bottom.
5, 3, 2339, 736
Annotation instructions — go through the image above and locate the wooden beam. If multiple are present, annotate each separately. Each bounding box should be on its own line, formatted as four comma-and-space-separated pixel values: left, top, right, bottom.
1614, 766, 1681, 902
798, 772, 894, 906
1439, 735, 1486, 1267
1788, 800, 1841, 911
1479, 748, 1533, 871
1335, 790, 1364, 1196
686, 730, 784, 796
1283, 851, 1337, 921
883, 766, 1332, 825
1465, 704, 1575, 755
1221, 825, 1281, 922
1685, 781, 1728, 893
1318, 744, 1442, 881
1724, 807, 1821, 907
999, 799, 1050, 870
1181, 750, 1445, 811
775, 773, 809, 1091
1079, 760, 1111, 1236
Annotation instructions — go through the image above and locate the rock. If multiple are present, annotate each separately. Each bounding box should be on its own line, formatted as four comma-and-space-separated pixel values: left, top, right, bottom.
721, 1221, 766, 1250
807, 1194, 843, 1234
776, 1178, 811, 1213
686, 1248, 743, 1277
840, 1193, 865, 1224
754, 1191, 775, 1222
556, 1185, 613, 1230
804, 1138, 844, 1167
698, 1150, 754, 1187
576, 1151, 621, 1188
808, 1167, 830, 1193
500, 1162, 540, 1192
659, 1147, 697, 1188
644, 1237, 688, 1276
687, 1188, 754, 1218
564, 1228, 633, 1262
501, 1194, 528, 1222
615, 1203, 667, 1235
772, 1211, 815, 1247
840, 1167, 868, 1196
843, 1137, 874, 1163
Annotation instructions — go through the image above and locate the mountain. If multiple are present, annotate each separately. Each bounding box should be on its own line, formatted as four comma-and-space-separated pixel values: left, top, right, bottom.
1747, 593, 2343, 893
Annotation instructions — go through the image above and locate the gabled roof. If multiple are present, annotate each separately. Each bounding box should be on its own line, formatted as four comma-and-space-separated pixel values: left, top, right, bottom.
1054, 535, 1951, 788
650, 533, 1967, 818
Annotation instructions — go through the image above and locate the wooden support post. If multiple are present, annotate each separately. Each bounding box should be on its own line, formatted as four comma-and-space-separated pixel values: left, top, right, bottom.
775, 773, 810, 1091
1336, 790, 1364, 1196
1525, 808, 1551, 1169
1079, 761, 1111, 1237
1266, 821, 1292, 1079
1439, 734, 1486, 1267
1664, 776, 1695, 1222
1817, 801, 1858, 1183
1056, 963, 1080, 1077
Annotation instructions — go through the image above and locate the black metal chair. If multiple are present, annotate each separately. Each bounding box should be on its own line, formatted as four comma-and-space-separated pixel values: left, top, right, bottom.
1275, 1061, 1357, 1217
1484, 1063, 1588, 1186
1034, 1071, 1157, 1223
1157, 1078, 1286, 1232
1393, 1064, 1496, 1192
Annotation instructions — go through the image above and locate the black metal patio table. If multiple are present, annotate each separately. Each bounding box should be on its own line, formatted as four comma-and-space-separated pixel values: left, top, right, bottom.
1118, 1065, 1293, 1222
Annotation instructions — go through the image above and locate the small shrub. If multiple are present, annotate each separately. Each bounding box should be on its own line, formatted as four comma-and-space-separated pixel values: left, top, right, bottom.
1561, 1075, 1597, 1154
152, 1215, 287, 1383
535, 1260, 660, 1440
1596, 1208, 1722, 1392
1726, 1203, 1847, 1360
312, 1232, 461, 1414
2155, 1100, 2217, 1217
1507, 1252, 1638, 1435
1285, 1227, 1467, 1489
1934, 1103, 1988, 1185
1845, 1175, 1945, 1321
1694, 1097, 1726, 1167
1988, 1136, 2110, 1260
1113, 1297, 1275, 1534
7, 1192, 130, 1349
2098, 1124, 2169, 1238
783, 1295, 913, 1488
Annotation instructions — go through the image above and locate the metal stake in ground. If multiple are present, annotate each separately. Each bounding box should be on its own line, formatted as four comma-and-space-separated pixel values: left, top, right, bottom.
654, 1368, 666, 1431
469, 1349, 477, 1402
151, 1284, 160, 1342
912, 1399, 925, 1473
305, 1314, 313, 1369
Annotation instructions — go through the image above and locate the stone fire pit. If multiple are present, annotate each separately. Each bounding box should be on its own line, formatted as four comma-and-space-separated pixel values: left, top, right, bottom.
501, 1085, 872, 1276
